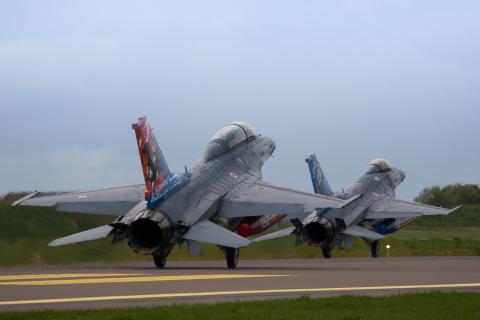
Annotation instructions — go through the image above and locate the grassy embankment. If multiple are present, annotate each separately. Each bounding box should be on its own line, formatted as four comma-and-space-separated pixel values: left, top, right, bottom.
0, 202, 479, 266
0, 293, 479, 320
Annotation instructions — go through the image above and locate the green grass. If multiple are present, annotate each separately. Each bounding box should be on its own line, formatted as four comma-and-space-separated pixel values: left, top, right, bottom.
409, 205, 480, 228
0, 203, 147, 266
1, 203, 479, 267
0, 293, 479, 320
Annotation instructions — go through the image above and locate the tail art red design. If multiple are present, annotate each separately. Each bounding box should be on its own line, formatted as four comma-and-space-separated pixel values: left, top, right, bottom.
132, 116, 172, 200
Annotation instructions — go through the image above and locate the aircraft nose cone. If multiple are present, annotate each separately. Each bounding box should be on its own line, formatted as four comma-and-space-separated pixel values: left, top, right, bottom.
392, 168, 406, 185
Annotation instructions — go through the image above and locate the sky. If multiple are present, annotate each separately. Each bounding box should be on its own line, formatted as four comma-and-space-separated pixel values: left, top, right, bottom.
0, 0, 479, 200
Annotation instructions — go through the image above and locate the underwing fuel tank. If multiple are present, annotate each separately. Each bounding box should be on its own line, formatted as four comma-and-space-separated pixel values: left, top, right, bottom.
375, 217, 417, 235
236, 214, 286, 237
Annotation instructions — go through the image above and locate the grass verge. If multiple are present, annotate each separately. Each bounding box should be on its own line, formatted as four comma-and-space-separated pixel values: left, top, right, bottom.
0, 293, 479, 320
1, 203, 479, 266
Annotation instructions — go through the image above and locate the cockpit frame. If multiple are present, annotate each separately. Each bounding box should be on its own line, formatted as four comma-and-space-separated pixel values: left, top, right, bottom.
203, 122, 257, 161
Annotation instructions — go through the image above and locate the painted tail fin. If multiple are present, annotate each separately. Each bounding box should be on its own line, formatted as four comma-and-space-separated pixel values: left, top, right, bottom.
132, 116, 172, 200
305, 154, 333, 196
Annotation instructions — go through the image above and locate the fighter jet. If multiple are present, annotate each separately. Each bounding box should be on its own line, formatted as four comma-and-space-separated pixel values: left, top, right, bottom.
13, 117, 346, 268
254, 154, 461, 258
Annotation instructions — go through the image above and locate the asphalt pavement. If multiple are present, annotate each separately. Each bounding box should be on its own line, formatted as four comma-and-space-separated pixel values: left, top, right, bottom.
0, 256, 479, 311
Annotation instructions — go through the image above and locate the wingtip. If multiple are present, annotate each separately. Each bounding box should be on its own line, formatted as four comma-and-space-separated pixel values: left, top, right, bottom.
48, 240, 60, 247
11, 191, 39, 206
448, 205, 463, 214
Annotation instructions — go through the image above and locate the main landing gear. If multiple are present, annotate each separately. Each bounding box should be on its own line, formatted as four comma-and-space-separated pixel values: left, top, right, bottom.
370, 240, 380, 258
321, 244, 332, 259
225, 247, 239, 269
152, 252, 167, 268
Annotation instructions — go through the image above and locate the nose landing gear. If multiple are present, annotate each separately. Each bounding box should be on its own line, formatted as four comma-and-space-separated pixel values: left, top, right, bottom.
370, 240, 380, 258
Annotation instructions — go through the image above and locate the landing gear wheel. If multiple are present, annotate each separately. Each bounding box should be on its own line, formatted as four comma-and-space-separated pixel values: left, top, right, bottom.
371, 240, 380, 258
153, 253, 167, 268
225, 247, 239, 269
321, 245, 332, 259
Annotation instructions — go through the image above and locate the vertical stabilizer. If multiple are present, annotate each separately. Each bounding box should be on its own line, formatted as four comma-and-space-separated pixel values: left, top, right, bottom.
305, 154, 333, 196
132, 116, 172, 203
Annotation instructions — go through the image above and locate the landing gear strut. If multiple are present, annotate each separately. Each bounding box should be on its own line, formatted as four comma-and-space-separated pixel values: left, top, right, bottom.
370, 240, 380, 258
321, 244, 332, 259
225, 247, 239, 269
152, 252, 167, 268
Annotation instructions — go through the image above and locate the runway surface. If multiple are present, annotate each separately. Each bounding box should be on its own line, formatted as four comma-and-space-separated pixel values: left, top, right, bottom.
0, 256, 479, 311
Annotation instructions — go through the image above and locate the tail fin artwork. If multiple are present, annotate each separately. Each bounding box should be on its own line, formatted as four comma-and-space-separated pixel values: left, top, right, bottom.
305, 154, 334, 196
133, 116, 189, 209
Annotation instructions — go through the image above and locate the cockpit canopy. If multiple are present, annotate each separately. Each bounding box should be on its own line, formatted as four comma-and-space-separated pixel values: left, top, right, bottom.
365, 158, 392, 174
203, 121, 256, 161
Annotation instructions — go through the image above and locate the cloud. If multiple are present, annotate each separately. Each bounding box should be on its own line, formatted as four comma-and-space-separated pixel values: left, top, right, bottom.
0, 146, 141, 193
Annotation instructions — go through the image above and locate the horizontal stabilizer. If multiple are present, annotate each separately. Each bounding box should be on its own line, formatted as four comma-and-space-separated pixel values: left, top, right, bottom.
252, 227, 296, 242
183, 220, 250, 248
49, 225, 113, 247
342, 225, 385, 240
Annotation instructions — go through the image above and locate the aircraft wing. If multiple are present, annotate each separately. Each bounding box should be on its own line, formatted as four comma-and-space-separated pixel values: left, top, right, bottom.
365, 198, 462, 220
217, 181, 345, 219
12, 185, 145, 216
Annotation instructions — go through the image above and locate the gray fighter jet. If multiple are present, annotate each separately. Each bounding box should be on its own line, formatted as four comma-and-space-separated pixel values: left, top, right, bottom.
13, 117, 346, 268
254, 154, 461, 258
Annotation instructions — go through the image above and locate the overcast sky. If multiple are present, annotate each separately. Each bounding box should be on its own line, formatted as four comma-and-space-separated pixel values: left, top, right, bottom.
0, 0, 478, 200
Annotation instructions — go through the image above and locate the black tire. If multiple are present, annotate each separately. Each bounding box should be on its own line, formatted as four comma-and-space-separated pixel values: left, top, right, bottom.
153, 253, 167, 268
371, 240, 380, 258
225, 247, 239, 269
321, 245, 332, 259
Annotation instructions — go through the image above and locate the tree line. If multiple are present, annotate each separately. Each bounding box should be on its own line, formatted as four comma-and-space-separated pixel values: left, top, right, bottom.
3, 184, 479, 208
415, 184, 480, 208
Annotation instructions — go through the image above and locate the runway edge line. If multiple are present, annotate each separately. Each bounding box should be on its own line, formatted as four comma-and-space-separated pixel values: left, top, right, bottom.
1, 283, 479, 306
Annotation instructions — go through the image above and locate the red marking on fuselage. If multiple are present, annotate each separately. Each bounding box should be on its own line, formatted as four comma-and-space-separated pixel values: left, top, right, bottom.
236, 214, 287, 237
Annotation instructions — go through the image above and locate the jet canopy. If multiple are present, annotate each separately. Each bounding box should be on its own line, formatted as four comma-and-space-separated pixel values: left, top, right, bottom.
365, 159, 392, 174
204, 121, 256, 161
